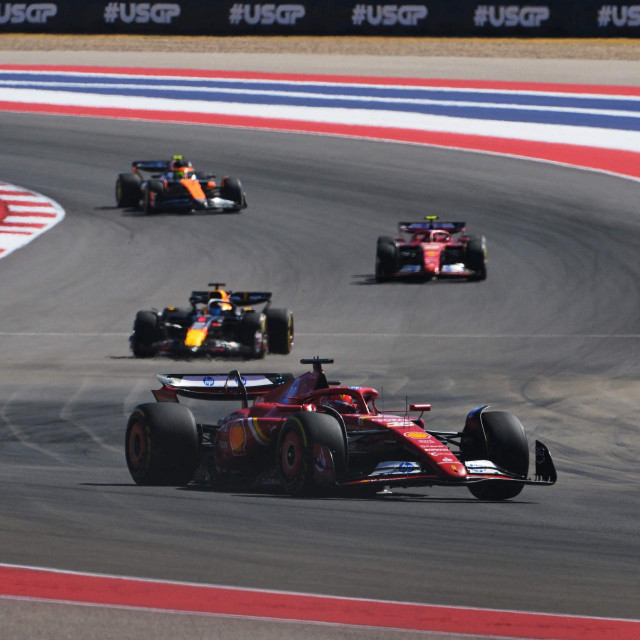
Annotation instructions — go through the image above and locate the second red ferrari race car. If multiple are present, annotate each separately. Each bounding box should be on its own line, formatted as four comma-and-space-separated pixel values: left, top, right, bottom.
125, 358, 556, 501
375, 216, 487, 282
115, 155, 247, 214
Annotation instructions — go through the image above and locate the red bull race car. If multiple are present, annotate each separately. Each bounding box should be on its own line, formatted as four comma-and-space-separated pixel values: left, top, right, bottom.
115, 155, 247, 214
125, 358, 556, 501
375, 216, 487, 282
130, 283, 293, 359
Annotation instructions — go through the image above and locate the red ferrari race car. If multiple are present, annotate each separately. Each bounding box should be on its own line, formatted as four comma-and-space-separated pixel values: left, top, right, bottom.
115, 155, 247, 214
125, 358, 556, 501
375, 216, 487, 282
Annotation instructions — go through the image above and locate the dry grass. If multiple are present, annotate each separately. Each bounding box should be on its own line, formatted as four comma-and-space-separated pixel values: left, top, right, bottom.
0, 34, 639, 59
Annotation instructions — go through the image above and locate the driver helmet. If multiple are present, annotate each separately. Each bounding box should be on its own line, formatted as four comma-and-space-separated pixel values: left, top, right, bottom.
208, 299, 232, 316
169, 156, 193, 171
329, 394, 358, 414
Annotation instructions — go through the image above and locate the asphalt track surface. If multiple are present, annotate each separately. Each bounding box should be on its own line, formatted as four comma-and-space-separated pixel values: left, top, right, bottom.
1, 106, 639, 637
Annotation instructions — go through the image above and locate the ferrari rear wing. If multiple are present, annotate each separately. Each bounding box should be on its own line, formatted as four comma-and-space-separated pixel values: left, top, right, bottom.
399, 221, 466, 234
153, 371, 293, 405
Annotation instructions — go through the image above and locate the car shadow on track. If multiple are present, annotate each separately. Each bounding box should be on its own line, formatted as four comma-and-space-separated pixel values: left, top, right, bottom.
352, 274, 477, 286
176, 485, 533, 504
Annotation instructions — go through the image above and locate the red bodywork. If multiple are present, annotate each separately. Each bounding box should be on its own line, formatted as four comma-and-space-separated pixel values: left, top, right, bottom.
149, 360, 556, 493
376, 220, 486, 282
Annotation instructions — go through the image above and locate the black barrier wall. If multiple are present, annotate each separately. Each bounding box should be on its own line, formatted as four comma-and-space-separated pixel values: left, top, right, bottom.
0, 1, 639, 36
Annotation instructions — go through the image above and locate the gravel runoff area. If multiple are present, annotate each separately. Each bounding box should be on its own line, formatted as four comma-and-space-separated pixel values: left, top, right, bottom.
0, 34, 639, 84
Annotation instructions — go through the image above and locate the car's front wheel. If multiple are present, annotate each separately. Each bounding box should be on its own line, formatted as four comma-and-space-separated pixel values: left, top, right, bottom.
221, 176, 246, 211
375, 237, 398, 282
463, 410, 529, 501
115, 173, 141, 207
266, 308, 294, 354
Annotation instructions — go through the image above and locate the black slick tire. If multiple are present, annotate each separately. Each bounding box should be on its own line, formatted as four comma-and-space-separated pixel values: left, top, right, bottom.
221, 176, 246, 211
125, 403, 199, 486
375, 237, 398, 282
276, 412, 346, 496
266, 308, 294, 354
131, 310, 159, 358
115, 173, 141, 207
465, 235, 487, 281
465, 410, 529, 501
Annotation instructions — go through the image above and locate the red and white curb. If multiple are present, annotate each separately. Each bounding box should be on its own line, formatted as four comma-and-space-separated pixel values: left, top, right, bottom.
0, 182, 65, 260
1, 564, 638, 639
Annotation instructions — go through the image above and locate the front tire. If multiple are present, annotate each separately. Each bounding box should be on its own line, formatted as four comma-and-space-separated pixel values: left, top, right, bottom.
375, 238, 398, 282
465, 235, 487, 281
131, 310, 159, 358
116, 173, 141, 207
464, 410, 529, 501
221, 176, 246, 211
277, 412, 347, 496
266, 308, 294, 354
125, 403, 199, 486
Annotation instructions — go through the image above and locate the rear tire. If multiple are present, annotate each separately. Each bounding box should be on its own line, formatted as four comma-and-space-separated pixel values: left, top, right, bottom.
221, 176, 246, 211
375, 238, 398, 282
464, 410, 529, 501
266, 308, 294, 354
131, 310, 159, 358
465, 235, 487, 281
277, 412, 346, 496
125, 403, 199, 486
115, 173, 141, 207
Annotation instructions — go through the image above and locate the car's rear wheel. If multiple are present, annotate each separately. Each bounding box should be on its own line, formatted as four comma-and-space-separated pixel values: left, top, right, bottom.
375, 238, 398, 282
277, 412, 346, 496
221, 176, 246, 211
115, 173, 141, 207
125, 403, 199, 486
465, 235, 487, 281
266, 308, 294, 354
131, 310, 159, 358
463, 410, 529, 500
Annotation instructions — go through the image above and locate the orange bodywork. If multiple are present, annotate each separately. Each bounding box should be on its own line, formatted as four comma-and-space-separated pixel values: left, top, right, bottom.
179, 178, 206, 201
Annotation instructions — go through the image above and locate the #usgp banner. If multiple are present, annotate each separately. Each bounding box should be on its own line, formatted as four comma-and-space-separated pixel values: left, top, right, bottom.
0, 1, 639, 36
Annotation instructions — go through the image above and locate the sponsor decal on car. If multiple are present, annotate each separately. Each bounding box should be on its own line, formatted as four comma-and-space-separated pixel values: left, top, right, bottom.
248, 417, 272, 445
229, 422, 246, 454
405, 431, 429, 439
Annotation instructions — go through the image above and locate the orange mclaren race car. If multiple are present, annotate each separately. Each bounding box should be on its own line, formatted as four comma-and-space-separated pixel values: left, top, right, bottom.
115, 155, 247, 214
125, 358, 557, 500
130, 283, 294, 359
